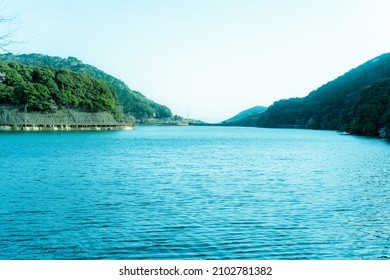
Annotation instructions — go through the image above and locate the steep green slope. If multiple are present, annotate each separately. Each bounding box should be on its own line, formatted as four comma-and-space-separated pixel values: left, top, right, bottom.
0, 53, 172, 121
257, 53, 390, 137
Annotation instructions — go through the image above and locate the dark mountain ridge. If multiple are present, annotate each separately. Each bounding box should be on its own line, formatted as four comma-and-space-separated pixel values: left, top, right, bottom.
257, 53, 390, 138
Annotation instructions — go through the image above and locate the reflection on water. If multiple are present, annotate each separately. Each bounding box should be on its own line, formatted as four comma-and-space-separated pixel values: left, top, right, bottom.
0, 127, 389, 259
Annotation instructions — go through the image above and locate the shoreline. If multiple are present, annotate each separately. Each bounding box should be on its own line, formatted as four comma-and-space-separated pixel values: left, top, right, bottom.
0, 123, 133, 131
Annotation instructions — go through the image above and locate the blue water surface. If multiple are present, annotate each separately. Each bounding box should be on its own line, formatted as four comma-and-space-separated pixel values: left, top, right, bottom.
0, 126, 389, 259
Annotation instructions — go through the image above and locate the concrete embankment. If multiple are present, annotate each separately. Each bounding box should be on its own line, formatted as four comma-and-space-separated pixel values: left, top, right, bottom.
0, 106, 133, 131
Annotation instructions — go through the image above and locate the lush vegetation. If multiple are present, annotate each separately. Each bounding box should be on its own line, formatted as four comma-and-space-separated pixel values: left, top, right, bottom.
0, 53, 172, 120
347, 78, 390, 137
0, 61, 116, 112
255, 53, 390, 138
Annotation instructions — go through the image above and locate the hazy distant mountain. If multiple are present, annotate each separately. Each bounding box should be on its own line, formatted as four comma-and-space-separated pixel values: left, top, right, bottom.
257, 53, 390, 138
221, 106, 267, 126
0, 53, 172, 122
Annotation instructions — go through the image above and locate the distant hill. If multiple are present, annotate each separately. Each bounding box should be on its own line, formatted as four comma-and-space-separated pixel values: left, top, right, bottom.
257, 53, 390, 138
221, 106, 267, 126
0, 53, 172, 122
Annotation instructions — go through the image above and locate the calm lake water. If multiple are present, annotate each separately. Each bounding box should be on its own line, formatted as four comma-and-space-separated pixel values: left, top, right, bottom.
0, 126, 389, 260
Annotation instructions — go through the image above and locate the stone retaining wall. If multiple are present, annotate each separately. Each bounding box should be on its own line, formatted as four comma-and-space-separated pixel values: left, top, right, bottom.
0, 106, 133, 130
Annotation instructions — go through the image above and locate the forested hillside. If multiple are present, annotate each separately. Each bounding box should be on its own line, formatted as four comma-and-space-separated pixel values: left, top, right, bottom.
0, 61, 116, 112
347, 78, 390, 137
257, 53, 390, 138
0, 53, 172, 121
221, 106, 267, 126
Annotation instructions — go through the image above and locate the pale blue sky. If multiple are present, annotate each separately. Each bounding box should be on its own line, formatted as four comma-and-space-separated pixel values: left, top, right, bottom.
4, 0, 390, 122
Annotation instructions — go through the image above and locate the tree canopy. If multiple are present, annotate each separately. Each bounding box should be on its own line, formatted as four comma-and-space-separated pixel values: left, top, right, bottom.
0, 61, 116, 112
347, 78, 390, 137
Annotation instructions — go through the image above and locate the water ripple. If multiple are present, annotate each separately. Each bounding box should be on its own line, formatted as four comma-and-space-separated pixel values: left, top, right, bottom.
1, 127, 389, 259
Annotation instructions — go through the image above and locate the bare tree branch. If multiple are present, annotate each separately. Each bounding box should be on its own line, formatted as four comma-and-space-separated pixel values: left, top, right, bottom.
0, 1, 20, 52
